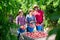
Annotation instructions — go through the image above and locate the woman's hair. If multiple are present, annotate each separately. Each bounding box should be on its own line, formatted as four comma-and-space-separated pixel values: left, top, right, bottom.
17, 9, 23, 16
29, 9, 34, 13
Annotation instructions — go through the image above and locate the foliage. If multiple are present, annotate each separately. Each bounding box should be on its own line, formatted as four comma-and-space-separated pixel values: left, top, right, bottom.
0, 0, 60, 40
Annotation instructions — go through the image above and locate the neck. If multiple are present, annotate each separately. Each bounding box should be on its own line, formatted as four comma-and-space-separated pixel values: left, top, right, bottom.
35, 9, 38, 11
19, 15, 23, 17
35, 8, 39, 11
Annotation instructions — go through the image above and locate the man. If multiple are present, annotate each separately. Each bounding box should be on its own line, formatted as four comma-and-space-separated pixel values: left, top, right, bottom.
33, 5, 45, 31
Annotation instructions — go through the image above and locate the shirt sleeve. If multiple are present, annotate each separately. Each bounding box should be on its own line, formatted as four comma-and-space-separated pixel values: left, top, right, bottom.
26, 15, 28, 19
35, 17, 37, 22
16, 16, 19, 24
24, 16, 27, 23
26, 15, 29, 22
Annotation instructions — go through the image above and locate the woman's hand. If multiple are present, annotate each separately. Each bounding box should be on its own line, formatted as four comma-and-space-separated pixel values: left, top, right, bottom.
20, 26, 26, 30
30, 21, 34, 23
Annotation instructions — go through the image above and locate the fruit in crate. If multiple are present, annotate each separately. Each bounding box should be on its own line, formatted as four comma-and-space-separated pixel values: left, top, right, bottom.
25, 31, 48, 38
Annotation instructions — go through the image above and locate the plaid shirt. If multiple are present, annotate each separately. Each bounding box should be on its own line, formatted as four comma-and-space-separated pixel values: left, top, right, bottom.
16, 16, 26, 25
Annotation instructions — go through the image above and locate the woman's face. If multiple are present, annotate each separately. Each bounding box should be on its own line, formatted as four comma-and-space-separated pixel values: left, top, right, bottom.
21, 12, 23, 16
19, 11, 23, 16
29, 11, 33, 15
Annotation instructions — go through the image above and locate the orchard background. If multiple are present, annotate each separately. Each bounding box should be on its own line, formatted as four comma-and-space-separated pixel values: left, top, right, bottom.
0, 0, 60, 40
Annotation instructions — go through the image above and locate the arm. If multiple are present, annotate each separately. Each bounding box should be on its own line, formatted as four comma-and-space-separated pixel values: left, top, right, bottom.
24, 16, 27, 25
30, 16, 36, 23
26, 15, 29, 23
16, 16, 19, 25
34, 16, 37, 23
43, 12, 45, 21
41, 10, 45, 25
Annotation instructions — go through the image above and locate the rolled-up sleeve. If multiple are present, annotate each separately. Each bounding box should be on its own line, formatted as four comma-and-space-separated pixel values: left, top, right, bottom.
16, 16, 19, 24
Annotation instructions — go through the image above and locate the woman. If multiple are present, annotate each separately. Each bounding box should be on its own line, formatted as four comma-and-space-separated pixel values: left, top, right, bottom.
26, 9, 36, 32
16, 9, 26, 40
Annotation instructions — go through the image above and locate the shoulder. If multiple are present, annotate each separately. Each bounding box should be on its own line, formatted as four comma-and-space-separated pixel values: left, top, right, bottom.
26, 14, 29, 17
38, 10, 44, 14
16, 16, 20, 20
39, 10, 44, 12
23, 16, 26, 18
16, 16, 19, 19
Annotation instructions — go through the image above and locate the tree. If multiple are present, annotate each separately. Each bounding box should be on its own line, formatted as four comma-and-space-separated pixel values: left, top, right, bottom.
0, 0, 60, 40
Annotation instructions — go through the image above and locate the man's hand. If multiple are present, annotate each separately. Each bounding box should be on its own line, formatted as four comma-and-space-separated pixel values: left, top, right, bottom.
40, 23, 43, 26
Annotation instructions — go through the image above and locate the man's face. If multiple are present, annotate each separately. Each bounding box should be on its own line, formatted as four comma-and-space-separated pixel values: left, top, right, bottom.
34, 7, 38, 10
